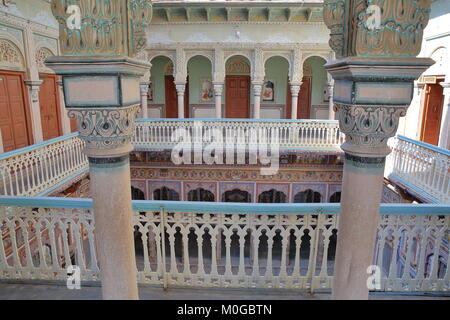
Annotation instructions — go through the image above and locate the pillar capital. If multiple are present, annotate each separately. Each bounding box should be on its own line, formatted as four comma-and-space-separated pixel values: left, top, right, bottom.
175, 83, 186, 95
252, 82, 263, 96
327, 57, 433, 157
289, 83, 301, 97
213, 83, 224, 96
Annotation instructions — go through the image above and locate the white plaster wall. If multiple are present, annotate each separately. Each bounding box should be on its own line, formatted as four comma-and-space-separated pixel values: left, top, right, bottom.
147, 23, 329, 45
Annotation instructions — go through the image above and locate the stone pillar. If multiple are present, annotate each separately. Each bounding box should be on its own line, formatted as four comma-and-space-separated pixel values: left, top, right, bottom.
140, 82, 149, 118
176, 83, 186, 118
252, 82, 263, 119
48, 0, 153, 300
213, 83, 223, 118
323, 0, 433, 299
438, 82, 450, 149
57, 79, 71, 135
327, 81, 335, 120
24, 80, 44, 143
290, 84, 301, 119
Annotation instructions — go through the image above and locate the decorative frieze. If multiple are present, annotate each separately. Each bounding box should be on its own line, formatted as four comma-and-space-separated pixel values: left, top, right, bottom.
0, 39, 24, 69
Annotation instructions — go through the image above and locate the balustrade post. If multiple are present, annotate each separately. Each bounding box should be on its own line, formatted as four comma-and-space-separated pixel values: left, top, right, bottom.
323, 0, 433, 299
47, 0, 153, 300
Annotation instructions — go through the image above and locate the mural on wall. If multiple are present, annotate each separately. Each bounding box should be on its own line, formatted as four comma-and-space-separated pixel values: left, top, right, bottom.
201, 78, 213, 102
262, 80, 274, 101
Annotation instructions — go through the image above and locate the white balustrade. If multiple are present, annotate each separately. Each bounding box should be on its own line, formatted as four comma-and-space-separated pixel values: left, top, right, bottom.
1, 198, 448, 293
386, 135, 450, 203
133, 119, 345, 151
0, 134, 88, 196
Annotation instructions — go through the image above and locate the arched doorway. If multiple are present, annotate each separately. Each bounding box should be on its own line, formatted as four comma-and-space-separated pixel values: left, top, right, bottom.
187, 55, 213, 118
293, 189, 322, 203
131, 186, 145, 200
153, 187, 180, 201
329, 191, 341, 203
225, 56, 250, 118
222, 189, 251, 202
149, 56, 189, 118
263, 56, 289, 119
187, 188, 215, 202
258, 189, 287, 203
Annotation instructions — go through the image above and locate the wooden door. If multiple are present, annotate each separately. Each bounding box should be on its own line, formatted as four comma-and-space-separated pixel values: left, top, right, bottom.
165, 75, 177, 118
164, 76, 189, 118
225, 75, 250, 118
298, 76, 312, 119
420, 82, 444, 145
0, 71, 31, 152
39, 74, 61, 140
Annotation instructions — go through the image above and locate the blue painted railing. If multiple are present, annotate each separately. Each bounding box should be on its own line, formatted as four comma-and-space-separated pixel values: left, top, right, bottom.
0, 132, 79, 161
0, 196, 448, 215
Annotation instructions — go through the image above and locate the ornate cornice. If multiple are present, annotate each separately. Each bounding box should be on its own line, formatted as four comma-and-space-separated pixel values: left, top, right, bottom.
323, 0, 432, 59
51, 0, 152, 58
0, 11, 59, 38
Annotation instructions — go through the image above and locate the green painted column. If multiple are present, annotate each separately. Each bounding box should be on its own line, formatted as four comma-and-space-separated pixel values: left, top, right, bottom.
323, 0, 433, 299
46, 0, 152, 299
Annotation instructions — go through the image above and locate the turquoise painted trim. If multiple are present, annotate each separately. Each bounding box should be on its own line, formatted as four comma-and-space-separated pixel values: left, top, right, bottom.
397, 135, 450, 157
135, 118, 340, 124
0, 196, 93, 209
0, 197, 448, 216
0, 133, 79, 161
388, 173, 442, 204
36, 168, 89, 197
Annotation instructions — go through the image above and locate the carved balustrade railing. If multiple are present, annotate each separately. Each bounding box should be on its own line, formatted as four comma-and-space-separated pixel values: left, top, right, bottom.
0, 134, 88, 196
385, 135, 450, 203
0, 197, 449, 293
133, 118, 345, 152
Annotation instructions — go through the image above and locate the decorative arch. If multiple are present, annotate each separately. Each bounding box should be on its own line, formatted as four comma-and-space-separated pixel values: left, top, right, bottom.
0, 39, 25, 70
148, 52, 175, 64
185, 52, 214, 65
302, 54, 328, 65
131, 186, 145, 200
187, 188, 215, 202
263, 54, 291, 69
258, 189, 287, 203
225, 55, 251, 75
222, 189, 252, 203
293, 189, 322, 203
153, 186, 180, 201
425, 46, 448, 76
164, 60, 174, 75
35, 47, 55, 73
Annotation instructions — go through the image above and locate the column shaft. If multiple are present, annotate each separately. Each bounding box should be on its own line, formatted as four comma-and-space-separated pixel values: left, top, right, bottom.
214, 83, 223, 118
253, 83, 262, 119
290, 84, 301, 120
331, 154, 385, 299
140, 83, 149, 118
176, 84, 186, 119
89, 155, 138, 300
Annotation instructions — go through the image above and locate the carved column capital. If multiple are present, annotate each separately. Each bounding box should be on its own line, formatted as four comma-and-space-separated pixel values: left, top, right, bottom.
252, 82, 263, 96
326, 57, 434, 158
213, 83, 224, 96
176, 83, 186, 96
289, 83, 301, 97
